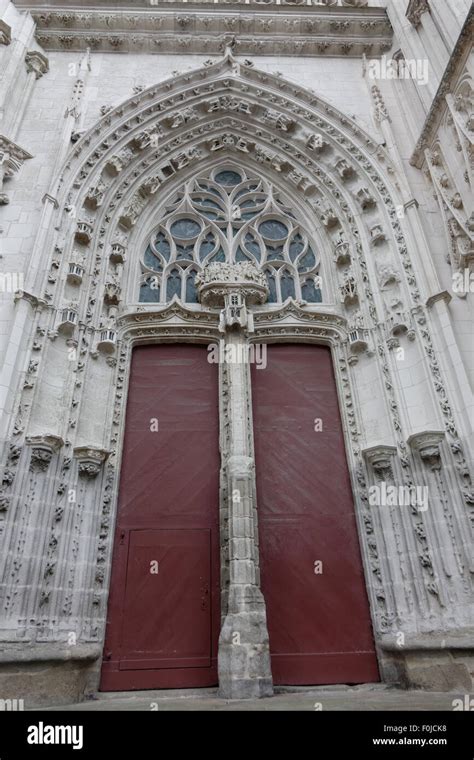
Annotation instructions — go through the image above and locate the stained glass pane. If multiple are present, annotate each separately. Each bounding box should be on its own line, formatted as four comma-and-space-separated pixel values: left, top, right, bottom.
266, 273, 277, 303
198, 235, 216, 261
166, 269, 182, 300
244, 234, 261, 261
236, 247, 251, 263
144, 245, 162, 271
155, 232, 171, 260
267, 247, 284, 262
209, 248, 226, 263
298, 248, 316, 272
214, 170, 242, 187
140, 276, 161, 303
186, 273, 198, 303
259, 220, 288, 240
289, 234, 304, 261
302, 279, 322, 303
280, 272, 296, 300
176, 245, 194, 261
170, 219, 201, 239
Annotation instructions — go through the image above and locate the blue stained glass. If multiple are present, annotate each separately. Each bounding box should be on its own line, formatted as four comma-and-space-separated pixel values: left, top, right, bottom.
298, 249, 316, 271
266, 273, 277, 303
241, 211, 258, 220
289, 234, 304, 261
144, 245, 163, 271
244, 234, 261, 260
302, 279, 322, 303
166, 269, 182, 300
234, 184, 258, 200
280, 272, 296, 300
266, 246, 284, 262
155, 232, 170, 260
240, 200, 258, 209
170, 218, 201, 239
198, 183, 221, 197
186, 273, 198, 303
259, 220, 288, 240
176, 244, 194, 261
199, 235, 216, 261
194, 198, 221, 209
195, 199, 223, 220
236, 247, 251, 263
140, 277, 161, 303
209, 248, 226, 263
214, 170, 242, 187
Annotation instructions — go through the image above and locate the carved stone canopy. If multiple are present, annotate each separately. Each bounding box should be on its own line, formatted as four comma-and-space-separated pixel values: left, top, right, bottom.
0, 20, 11, 46
25, 50, 49, 79
363, 444, 397, 475
26, 435, 64, 472
26, 434, 64, 452
73, 446, 110, 478
0, 136, 33, 205
196, 262, 269, 309
407, 431, 445, 468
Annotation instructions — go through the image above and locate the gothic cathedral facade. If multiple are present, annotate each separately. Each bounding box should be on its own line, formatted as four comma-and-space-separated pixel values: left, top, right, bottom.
0, 0, 472, 704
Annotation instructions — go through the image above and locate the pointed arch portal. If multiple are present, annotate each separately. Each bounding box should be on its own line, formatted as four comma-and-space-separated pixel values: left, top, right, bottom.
5, 44, 472, 700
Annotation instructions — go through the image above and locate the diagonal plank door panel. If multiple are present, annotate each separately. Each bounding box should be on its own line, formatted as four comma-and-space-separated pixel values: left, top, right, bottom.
252, 344, 379, 686
101, 345, 220, 691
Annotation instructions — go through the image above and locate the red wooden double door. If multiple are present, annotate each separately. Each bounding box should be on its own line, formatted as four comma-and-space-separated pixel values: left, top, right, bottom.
100, 344, 378, 691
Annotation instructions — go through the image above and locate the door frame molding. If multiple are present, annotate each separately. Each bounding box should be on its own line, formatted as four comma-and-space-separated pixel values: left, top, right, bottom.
94, 300, 386, 692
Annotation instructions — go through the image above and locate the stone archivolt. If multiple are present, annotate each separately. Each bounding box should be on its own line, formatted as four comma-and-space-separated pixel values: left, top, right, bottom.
0, 49, 472, 689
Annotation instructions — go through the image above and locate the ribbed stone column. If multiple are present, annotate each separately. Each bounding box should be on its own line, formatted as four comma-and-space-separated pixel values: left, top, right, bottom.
197, 262, 273, 699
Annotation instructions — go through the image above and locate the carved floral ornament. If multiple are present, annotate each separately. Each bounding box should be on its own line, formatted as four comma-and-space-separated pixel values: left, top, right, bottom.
25, 1, 391, 57
26, 435, 64, 472
73, 447, 110, 478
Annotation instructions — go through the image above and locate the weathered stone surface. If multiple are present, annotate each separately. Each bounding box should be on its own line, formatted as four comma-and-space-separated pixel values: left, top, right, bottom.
398, 653, 473, 693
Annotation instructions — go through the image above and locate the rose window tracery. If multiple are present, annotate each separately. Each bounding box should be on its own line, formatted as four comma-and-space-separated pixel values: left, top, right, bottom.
139, 165, 322, 304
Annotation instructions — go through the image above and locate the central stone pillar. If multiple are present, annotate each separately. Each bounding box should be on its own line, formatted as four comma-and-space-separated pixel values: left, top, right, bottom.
196, 263, 273, 699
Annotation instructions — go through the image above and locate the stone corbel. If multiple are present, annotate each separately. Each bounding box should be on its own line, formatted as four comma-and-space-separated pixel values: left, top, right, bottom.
196, 262, 268, 334
0, 20, 11, 46
13, 289, 48, 311
25, 50, 49, 79
73, 446, 109, 478
26, 435, 64, 473
0, 136, 33, 205
408, 431, 444, 471
363, 444, 398, 482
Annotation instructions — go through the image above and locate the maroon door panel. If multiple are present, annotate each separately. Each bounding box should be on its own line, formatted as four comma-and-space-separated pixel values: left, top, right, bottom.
118, 530, 211, 671
101, 345, 220, 691
252, 344, 379, 686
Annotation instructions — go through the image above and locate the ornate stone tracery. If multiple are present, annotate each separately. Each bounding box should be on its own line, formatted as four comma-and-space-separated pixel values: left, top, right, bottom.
139, 165, 322, 305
